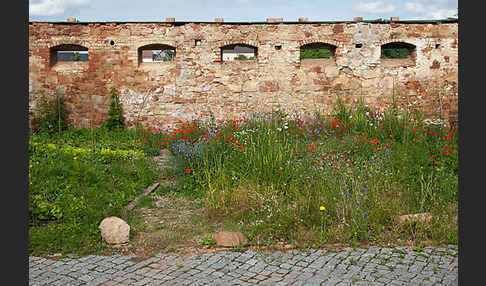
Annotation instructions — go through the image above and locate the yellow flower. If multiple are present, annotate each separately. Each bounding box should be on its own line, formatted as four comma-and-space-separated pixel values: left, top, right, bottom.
73, 157, 77, 160
319, 206, 326, 211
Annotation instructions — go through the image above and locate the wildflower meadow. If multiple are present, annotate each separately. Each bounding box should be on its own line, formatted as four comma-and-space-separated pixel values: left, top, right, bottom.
137, 99, 458, 247
28, 97, 458, 254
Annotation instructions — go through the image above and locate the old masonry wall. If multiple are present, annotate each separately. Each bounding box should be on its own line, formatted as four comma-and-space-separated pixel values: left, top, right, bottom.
29, 19, 458, 129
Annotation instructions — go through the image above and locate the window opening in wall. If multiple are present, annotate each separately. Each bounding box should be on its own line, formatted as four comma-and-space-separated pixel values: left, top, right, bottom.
195, 39, 201, 46
221, 44, 257, 61
381, 42, 414, 59
138, 44, 175, 63
355, 43, 363, 48
57, 51, 89, 61
109, 40, 115, 46
380, 42, 416, 66
435, 43, 440, 49
300, 42, 335, 60
275, 45, 282, 50
50, 44, 89, 67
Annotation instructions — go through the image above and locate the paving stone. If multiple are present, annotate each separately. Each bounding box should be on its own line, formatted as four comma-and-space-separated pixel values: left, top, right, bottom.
28, 246, 457, 285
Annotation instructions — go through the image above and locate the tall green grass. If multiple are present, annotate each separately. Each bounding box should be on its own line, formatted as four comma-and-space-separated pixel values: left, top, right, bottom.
146, 98, 458, 246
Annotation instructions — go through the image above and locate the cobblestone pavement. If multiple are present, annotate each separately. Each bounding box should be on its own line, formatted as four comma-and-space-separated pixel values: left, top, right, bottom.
29, 245, 458, 286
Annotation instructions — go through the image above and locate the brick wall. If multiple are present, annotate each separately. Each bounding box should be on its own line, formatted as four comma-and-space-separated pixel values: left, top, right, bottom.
29, 20, 458, 129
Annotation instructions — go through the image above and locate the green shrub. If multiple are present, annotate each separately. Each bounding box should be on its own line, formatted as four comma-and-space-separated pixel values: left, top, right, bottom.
32, 94, 69, 134
102, 88, 125, 130
235, 54, 253, 61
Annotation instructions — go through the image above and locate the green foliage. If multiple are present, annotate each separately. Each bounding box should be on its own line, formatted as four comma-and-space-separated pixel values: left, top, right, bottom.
72, 52, 80, 61
102, 88, 125, 130
300, 48, 331, 59
381, 48, 409, 59
29, 128, 157, 255
201, 233, 216, 246
153, 49, 175, 62
30, 125, 143, 151
234, 54, 254, 61
32, 94, 69, 135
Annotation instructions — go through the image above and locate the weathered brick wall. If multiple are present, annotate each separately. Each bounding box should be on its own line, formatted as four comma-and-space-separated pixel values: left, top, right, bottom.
29, 20, 458, 129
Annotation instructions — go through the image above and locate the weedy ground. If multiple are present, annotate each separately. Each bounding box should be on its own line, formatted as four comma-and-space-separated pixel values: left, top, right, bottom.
29, 98, 458, 258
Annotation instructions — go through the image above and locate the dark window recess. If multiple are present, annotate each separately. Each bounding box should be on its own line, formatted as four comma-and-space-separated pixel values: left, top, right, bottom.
110, 40, 115, 46
300, 42, 336, 59
435, 43, 440, 49
195, 39, 201, 46
138, 44, 176, 63
221, 44, 257, 61
355, 43, 363, 48
380, 42, 415, 59
50, 44, 89, 66
275, 45, 282, 50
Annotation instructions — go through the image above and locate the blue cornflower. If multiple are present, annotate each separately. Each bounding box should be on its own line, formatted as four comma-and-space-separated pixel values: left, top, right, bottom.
355, 201, 360, 206
348, 194, 352, 197
362, 188, 367, 192
339, 210, 343, 215
364, 212, 368, 216
369, 206, 374, 210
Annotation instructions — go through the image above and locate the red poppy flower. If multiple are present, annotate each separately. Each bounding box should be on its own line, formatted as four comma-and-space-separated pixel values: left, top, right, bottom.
185, 169, 190, 173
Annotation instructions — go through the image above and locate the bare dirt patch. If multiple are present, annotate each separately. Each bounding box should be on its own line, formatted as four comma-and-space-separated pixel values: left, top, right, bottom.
100, 191, 224, 259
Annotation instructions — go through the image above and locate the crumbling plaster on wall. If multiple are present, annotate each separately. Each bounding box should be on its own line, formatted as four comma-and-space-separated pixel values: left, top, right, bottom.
29, 21, 458, 129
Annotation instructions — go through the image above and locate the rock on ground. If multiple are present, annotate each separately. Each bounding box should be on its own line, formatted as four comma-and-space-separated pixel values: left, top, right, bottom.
98, 216, 130, 245
212, 232, 248, 247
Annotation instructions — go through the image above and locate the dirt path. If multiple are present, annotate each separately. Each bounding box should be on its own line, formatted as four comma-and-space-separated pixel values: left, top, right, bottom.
100, 150, 224, 259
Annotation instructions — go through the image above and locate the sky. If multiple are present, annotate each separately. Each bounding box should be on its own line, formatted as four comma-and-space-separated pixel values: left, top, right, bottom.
29, 0, 458, 22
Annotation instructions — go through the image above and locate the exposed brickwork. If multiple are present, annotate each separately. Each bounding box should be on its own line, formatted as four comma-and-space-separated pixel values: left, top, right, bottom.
29, 21, 458, 129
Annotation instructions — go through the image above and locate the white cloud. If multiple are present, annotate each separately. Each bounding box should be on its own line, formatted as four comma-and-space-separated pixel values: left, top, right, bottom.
354, 1, 396, 14
29, 0, 90, 16
404, 2, 425, 13
404, 1, 457, 19
428, 9, 457, 19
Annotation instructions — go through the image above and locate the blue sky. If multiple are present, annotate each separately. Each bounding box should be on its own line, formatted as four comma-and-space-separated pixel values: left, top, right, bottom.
29, 0, 458, 22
